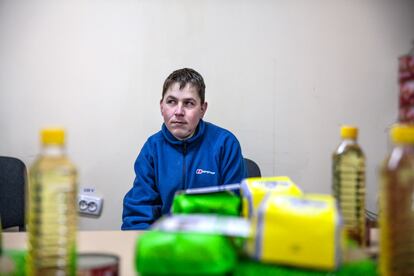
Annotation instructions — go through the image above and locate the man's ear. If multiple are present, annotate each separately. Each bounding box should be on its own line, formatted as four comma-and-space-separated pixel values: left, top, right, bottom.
160, 99, 164, 115
201, 102, 208, 118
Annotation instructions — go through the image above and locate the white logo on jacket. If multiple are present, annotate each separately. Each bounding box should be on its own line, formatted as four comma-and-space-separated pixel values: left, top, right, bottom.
196, 169, 216, 175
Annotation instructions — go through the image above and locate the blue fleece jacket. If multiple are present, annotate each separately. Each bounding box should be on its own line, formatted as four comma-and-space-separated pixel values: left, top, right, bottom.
121, 120, 247, 230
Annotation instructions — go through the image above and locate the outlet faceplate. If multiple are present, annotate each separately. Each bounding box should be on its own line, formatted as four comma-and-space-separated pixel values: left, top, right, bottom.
77, 194, 103, 217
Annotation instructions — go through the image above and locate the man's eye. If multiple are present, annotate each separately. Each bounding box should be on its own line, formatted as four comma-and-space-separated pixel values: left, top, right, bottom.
167, 100, 176, 104
184, 101, 195, 107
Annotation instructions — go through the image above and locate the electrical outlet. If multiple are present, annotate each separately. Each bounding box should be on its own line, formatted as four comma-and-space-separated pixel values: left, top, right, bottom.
77, 194, 103, 217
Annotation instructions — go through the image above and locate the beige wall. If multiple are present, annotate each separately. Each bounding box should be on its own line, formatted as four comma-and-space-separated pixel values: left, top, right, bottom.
1, 0, 413, 229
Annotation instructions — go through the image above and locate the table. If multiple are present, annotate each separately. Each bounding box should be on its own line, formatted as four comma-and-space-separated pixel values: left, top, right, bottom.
4, 229, 379, 275
3, 230, 143, 276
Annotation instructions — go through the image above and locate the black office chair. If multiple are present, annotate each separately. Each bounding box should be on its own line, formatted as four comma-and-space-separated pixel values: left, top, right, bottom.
0, 156, 27, 231
244, 158, 261, 178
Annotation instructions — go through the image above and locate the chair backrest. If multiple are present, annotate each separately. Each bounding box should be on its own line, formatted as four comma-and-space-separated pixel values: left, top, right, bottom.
244, 158, 261, 178
0, 156, 27, 231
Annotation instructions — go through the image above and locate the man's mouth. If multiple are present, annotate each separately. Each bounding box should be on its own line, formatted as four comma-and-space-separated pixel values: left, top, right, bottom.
171, 121, 186, 125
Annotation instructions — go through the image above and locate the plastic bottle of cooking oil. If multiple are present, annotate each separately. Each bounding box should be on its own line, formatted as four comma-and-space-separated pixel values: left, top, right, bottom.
332, 125, 366, 246
379, 124, 414, 276
27, 128, 77, 276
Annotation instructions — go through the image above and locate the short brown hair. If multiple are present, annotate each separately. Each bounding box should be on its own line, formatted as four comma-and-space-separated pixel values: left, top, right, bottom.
162, 68, 206, 104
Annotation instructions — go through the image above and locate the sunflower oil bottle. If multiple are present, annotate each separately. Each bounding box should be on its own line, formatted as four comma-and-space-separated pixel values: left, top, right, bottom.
332, 126, 366, 246
379, 124, 414, 276
27, 128, 77, 276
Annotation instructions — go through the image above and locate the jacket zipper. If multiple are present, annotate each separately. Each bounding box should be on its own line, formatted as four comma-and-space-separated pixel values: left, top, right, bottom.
182, 143, 187, 189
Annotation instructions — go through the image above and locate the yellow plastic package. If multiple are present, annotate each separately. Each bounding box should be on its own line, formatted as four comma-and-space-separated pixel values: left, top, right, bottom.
246, 194, 343, 271
240, 176, 303, 218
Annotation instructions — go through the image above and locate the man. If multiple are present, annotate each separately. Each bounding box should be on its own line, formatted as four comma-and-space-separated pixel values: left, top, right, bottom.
122, 68, 247, 230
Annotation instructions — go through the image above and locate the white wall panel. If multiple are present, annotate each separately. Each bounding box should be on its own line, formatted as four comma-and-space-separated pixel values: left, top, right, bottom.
0, 0, 413, 229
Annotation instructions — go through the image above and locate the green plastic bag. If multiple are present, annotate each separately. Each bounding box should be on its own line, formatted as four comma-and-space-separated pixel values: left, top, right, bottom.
171, 184, 241, 216
234, 258, 378, 276
0, 249, 26, 276
136, 230, 238, 276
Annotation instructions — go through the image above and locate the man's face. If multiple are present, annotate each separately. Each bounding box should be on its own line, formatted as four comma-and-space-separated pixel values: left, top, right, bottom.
160, 82, 207, 140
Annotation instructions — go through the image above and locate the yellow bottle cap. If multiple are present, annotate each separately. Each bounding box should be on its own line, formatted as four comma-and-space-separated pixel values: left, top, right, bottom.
340, 125, 358, 139
391, 124, 414, 144
41, 128, 65, 145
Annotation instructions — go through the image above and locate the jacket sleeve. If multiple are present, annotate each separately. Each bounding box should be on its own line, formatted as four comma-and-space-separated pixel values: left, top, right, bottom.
121, 142, 162, 230
219, 133, 248, 185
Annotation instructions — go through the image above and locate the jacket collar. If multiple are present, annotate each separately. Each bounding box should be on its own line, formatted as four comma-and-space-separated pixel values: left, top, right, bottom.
162, 119, 205, 146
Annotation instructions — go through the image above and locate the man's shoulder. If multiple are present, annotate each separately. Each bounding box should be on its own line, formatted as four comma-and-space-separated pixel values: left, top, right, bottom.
145, 129, 165, 146
138, 130, 168, 158
204, 121, 239, 142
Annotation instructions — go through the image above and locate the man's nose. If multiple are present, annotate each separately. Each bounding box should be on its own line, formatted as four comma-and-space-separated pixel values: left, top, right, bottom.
174, 103, 184, 116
